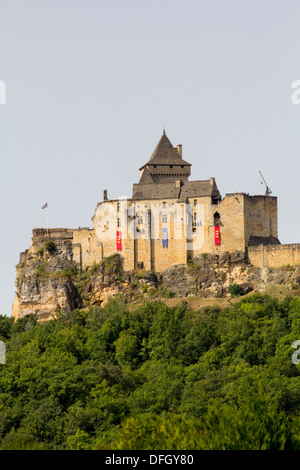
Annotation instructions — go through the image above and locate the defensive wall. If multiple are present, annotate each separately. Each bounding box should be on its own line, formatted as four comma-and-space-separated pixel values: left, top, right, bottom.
248, 243, 300, 268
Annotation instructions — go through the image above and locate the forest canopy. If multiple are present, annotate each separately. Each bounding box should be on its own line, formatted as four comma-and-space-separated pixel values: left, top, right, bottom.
1, 294, 300, 450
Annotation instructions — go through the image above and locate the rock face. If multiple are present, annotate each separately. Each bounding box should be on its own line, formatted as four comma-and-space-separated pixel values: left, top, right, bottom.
14, 239, 80, 322
12, 240, 300, 322
158, 251, 253, 298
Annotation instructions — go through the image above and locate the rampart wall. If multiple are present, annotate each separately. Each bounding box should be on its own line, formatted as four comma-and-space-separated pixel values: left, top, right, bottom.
248, 243, 300, 267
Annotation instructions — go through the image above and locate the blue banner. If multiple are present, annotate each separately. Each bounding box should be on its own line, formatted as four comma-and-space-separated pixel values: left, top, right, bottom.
162, 228, 168, 248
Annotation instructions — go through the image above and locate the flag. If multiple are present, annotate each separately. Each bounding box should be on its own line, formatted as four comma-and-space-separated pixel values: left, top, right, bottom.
214, 226, 220, 246
162, 228, 168, 248
116, 231, 122, 252
42, 203, 48, 209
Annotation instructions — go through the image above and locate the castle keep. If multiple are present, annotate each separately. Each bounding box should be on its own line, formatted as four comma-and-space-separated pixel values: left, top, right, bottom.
20, 131, 300, 273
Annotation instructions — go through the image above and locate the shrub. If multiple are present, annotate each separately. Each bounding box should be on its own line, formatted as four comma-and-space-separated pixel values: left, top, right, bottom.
36, 263, 47, 276
90, 263, 101, 275
148, 288, 158, 298
159, 286, 175, 298
44, 239, 56, 254
130, 282, 139, 290
55, 267, 78, 279
228, 283, 242, 296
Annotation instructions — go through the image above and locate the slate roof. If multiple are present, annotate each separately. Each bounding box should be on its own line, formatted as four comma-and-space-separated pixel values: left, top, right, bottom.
132, 131, 221, 202
139, 167, 154, 184
178, 181, 221, 202
132, 182, 181, 200
132, 180, 221, 201
139, 131, 191, 170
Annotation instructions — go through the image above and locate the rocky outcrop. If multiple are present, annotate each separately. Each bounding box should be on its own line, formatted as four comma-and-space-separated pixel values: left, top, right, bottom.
158, 251, 253, 298
13, 237, 158, 321
14, 238, 80, 322
12, 241, 300, 322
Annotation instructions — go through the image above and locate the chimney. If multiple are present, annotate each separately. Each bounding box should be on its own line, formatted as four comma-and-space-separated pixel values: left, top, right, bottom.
210, 177, 215, 186
176, 145, 182, 157
103, 189, 108, 201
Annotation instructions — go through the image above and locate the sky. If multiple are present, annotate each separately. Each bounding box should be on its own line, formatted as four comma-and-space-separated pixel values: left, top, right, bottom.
0, 0, 300, 316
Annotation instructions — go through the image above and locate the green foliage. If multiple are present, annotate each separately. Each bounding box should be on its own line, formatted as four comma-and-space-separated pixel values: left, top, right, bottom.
187, 257, 196, 267
1, 293, 300, 449
37, 247, 44, 257
135, 272, 144, 280
89, 254, 123, 278
90, 263, 101, 275
55, 267, 78, 279
228, 283, 242, 296
79, 272, 89, 281
66, 429, 92, 450
102, 254, 123, 276
130, 281, 139, 289
44, 239, 56, 254
98, 395, 300, 450
97, 414, 201, 450
36, 264, 78, 279
148, 287, 158, 298
36, 263, 47, 276
0, 315, 14, 341
159, 286, 175, 298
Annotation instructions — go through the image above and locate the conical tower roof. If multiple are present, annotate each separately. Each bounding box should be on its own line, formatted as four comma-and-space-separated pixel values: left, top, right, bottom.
139, 131, 191, 170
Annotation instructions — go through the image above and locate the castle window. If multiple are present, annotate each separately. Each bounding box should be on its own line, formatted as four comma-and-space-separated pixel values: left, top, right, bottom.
162, 214, 168, 223
181, 165, 184, 168
170, 165, 173, 168
194, 199, 197, 206
162, 201, 167, 208
214, 212, 220, 226
117, 202, 120, 212
137, 216, 143, 224
117, 218, 121, 227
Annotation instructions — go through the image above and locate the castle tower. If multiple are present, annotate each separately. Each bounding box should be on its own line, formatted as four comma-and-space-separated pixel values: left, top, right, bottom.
138, 130, 191, 184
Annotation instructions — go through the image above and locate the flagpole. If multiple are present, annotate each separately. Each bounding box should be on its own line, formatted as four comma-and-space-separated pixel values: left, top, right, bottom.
42, 203, 49, 235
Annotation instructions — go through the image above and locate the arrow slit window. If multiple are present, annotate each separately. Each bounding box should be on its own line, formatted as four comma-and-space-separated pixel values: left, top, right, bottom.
214, 212, 220, 226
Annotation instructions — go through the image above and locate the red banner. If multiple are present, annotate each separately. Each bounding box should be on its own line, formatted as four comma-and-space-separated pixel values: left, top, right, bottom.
116, 231, 122, 252
214, 226, 220, 246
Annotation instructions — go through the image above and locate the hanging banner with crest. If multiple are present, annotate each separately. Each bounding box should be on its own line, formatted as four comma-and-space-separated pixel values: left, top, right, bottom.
214, 226, 220, 246
162, 228, 168, 248
116, 231, 122, 251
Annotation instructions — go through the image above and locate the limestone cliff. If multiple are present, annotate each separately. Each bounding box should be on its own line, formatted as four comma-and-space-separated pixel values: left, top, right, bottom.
12, 236, 300, 322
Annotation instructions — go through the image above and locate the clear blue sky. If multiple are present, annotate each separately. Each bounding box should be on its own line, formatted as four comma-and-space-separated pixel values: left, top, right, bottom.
0, 0, 300, 316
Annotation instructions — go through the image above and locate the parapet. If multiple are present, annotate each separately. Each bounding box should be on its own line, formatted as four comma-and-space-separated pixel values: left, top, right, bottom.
32, 228, 74, 245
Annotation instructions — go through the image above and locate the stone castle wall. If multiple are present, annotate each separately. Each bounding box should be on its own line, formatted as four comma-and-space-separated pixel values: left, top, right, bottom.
243, 195, 278, 244
24, 193, 286, 273
248, 243, 300, 268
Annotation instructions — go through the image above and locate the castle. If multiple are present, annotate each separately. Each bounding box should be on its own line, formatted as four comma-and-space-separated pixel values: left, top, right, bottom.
23, 131, 300, 272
